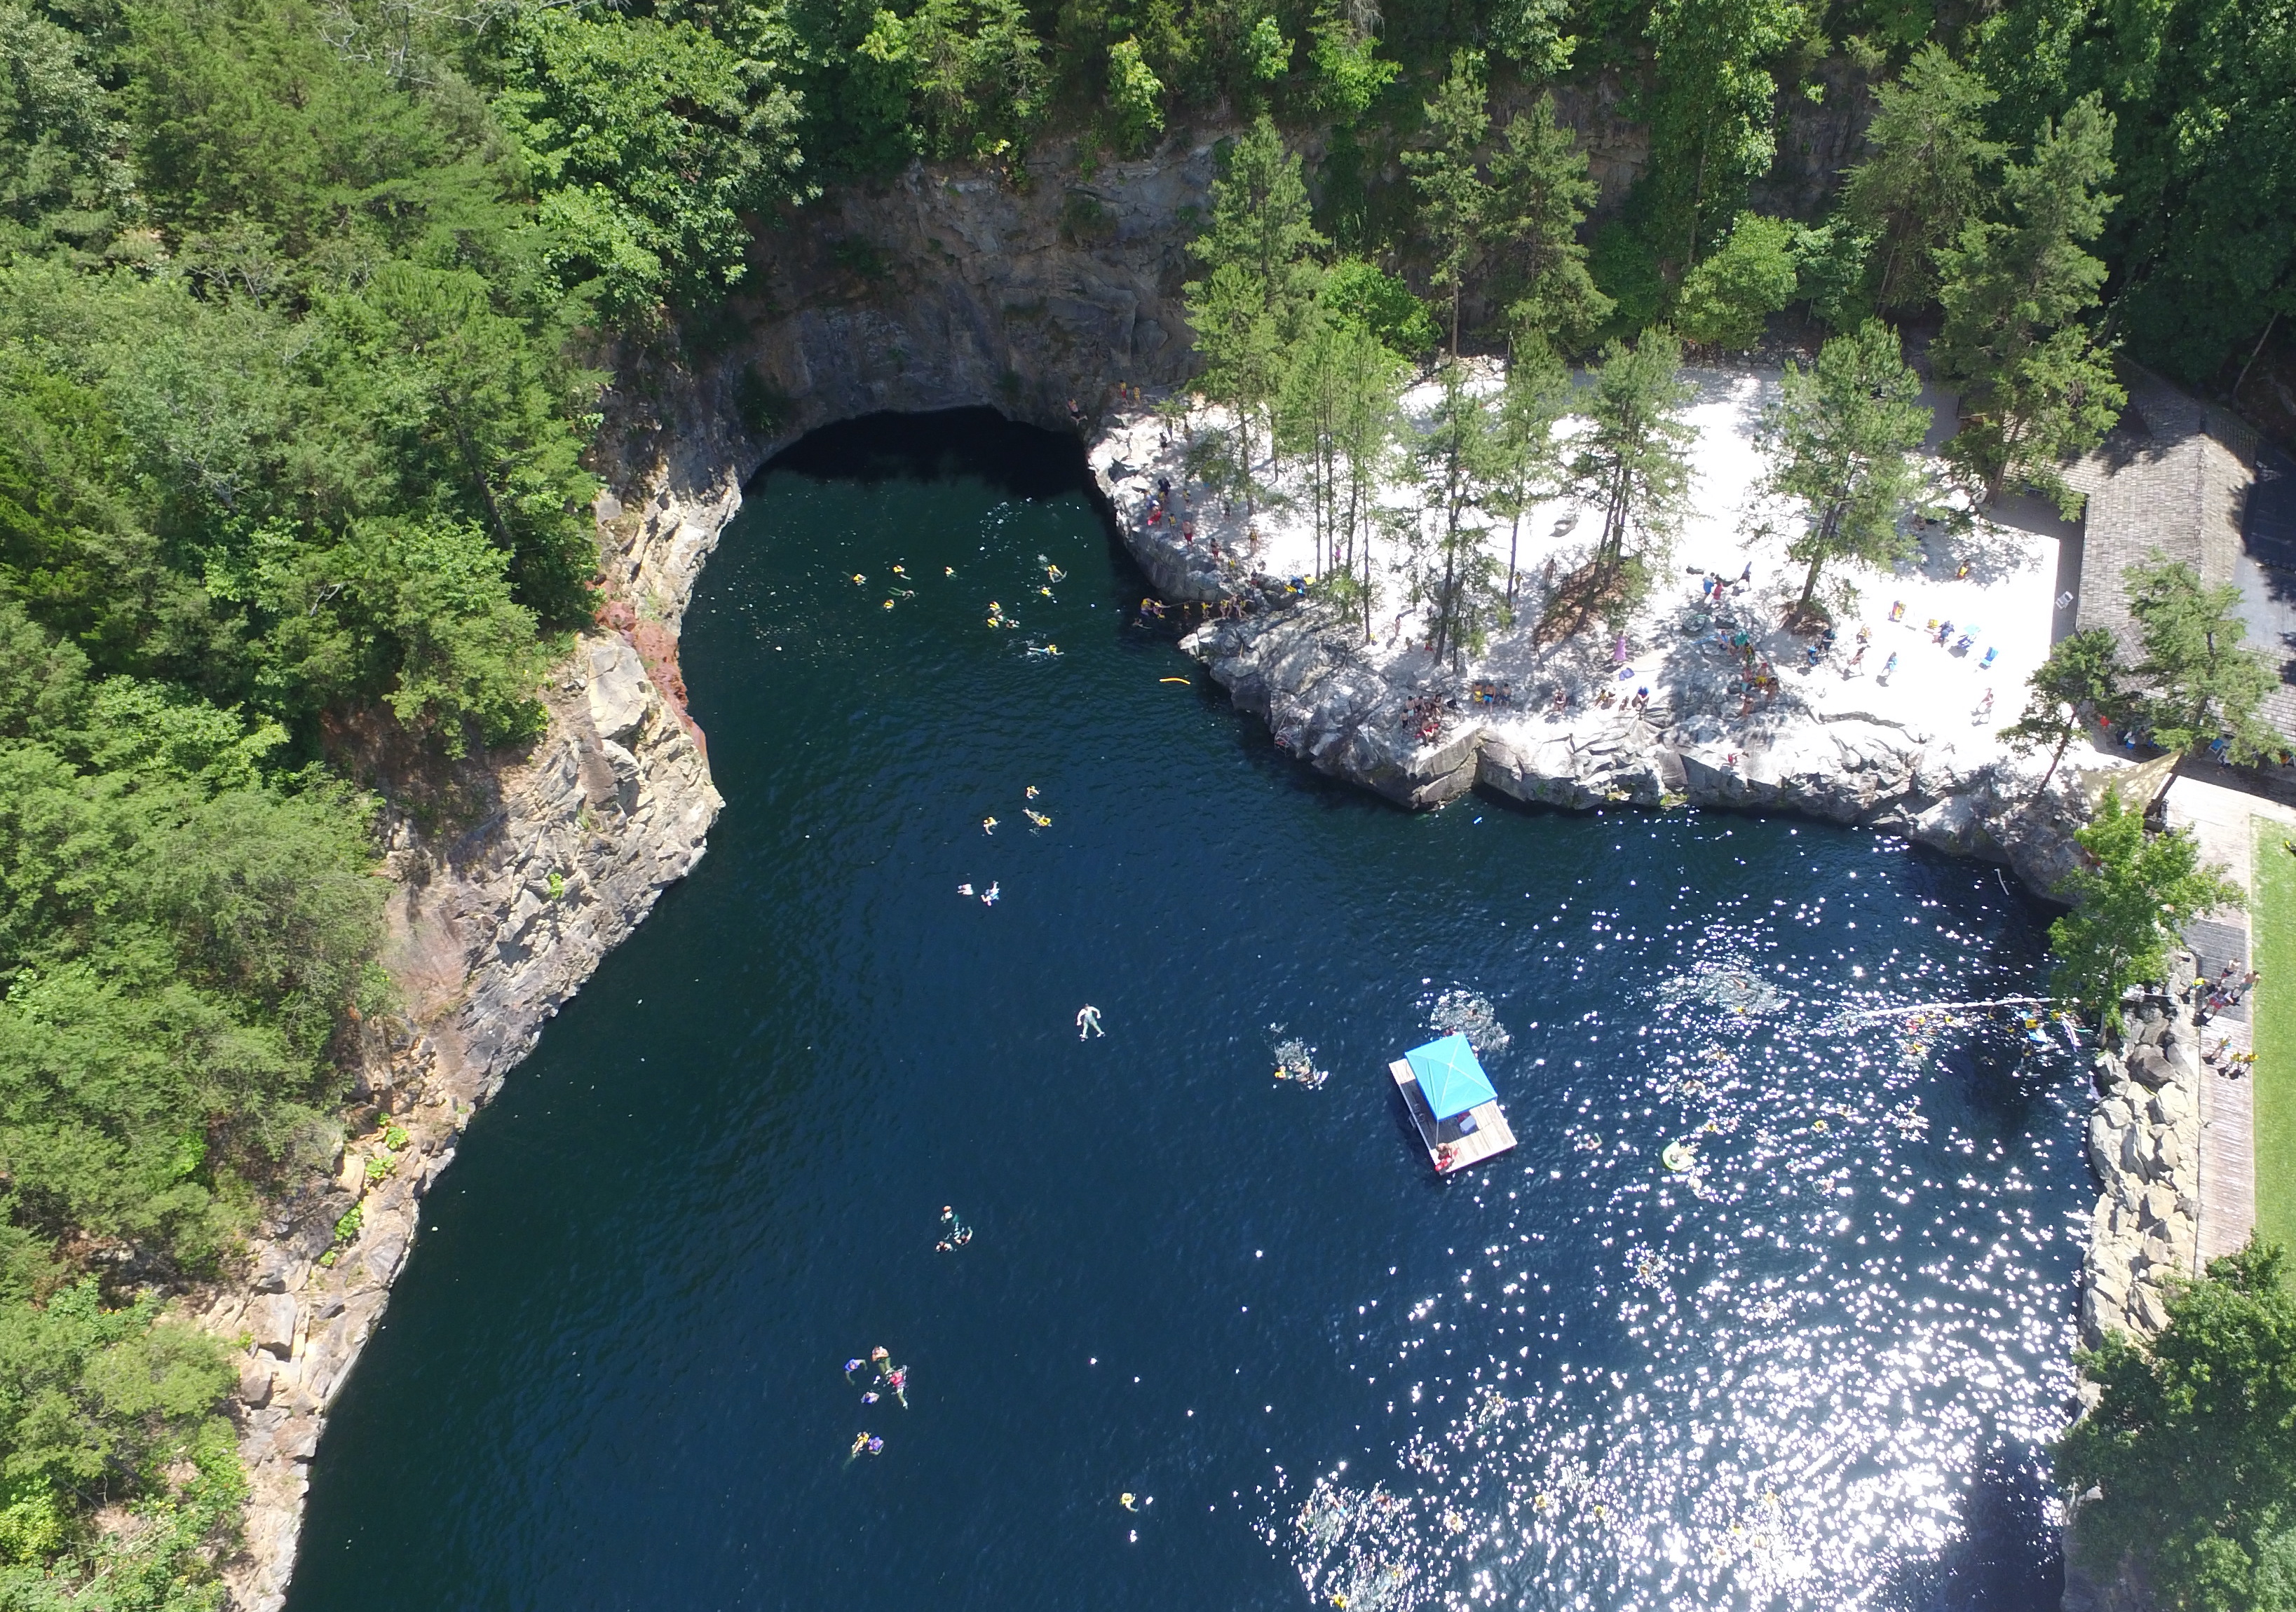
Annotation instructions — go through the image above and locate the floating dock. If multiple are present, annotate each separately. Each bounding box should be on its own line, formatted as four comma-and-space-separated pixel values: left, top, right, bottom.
1390, 1033, 1517, 1175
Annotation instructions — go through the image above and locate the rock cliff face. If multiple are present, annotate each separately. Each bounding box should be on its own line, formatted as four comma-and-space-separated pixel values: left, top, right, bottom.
211, 627, 721, 1611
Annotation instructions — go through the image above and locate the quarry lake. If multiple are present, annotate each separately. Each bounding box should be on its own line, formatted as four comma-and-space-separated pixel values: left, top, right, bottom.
287, 412, 2085, 1612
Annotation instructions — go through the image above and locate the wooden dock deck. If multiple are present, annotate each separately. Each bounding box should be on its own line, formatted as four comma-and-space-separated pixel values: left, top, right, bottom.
1389, 1059, 1517, 1173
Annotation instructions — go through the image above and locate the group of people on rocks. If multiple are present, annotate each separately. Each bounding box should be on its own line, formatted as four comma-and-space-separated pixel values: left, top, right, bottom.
1401, 692, 1457, 743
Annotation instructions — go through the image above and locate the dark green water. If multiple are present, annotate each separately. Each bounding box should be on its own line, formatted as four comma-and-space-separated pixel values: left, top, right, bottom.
290, 412, 2082, 1612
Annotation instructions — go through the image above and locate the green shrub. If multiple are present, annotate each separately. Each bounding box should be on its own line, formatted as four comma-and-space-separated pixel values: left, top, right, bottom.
1674, 211, 1800, 349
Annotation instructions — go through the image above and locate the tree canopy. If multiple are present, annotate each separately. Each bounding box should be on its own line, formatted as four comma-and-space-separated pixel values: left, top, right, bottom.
2058, 1238, 2296, 1612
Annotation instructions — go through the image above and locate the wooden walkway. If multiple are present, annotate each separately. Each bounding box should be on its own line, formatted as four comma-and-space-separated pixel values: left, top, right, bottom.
1389, 1060, 1517, 1174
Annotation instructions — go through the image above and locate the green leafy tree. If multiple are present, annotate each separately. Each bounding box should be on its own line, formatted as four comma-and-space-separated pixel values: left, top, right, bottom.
1308, 8, 1398, 116
494, 5, 808, 321
2125, 556, 2288, 767
1757, 319, 1932, 613
1316, 258, 1439, 357
1104, 36, 1165, 153
2057, 1238, 2296, 1609
0, 0, 135, 264
2049, 786, 2241, 1026
1933, 94, 2126, 512
857, 0, 1049, 163
1999, 627, 2127, 795
1673, 210, 1799, 350
1570, 329, 1697, 588
1488, 0, 1577, 78
1244, 14, 1289, 81
1277, 309, 1350, 576
2042, 0, 2296, 385
1486, 94, 1610, 355
1838, 46, 2006, 312
1643, 0, 1807, 268
1402, 50, 1491, 358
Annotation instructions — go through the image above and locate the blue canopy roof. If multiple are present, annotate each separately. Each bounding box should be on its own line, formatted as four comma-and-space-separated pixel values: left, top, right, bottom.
1404, 1033, 1497, 1120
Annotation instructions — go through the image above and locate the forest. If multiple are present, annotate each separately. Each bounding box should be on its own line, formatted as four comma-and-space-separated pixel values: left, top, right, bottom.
0, 0, 2288, 1602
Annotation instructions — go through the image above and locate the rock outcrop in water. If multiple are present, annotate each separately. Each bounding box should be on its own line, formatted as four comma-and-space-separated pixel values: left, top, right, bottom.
1161, 589, 2131, 903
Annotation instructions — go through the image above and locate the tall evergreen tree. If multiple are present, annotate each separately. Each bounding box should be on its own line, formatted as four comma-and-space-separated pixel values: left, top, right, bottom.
1932, 94, 2126, 512
1839, 46, 2006, 313
1187, 114, 1327, 341
1999, 627, 2128, 797
1332, 324, 1407, 640
1757, 320, 1932, 614
1486, 93, 1610, 355
1486, 346, 1571, 607
1402, 51, 1490, 357
2125, 556, 2288, 767
1415, 358, 1500, 666
1570, 329, 1696, 587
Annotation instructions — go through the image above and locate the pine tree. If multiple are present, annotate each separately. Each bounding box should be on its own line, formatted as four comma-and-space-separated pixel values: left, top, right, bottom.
1839, 45, 2006, 312
1757, 319, 1932, 615
1932, 94, 2126, 512
1486, 346, 1570, 608
1999, 627, 2127, 796
2125, 556, 2288, 766
1486, 93, 1610, 355
1186, 116, 1327, 514
1570, 329, 1696, 589
1188, 114, 1327, 340
1415, 358, 1500, 666
1401, 50, 1490, 357
1332, 323, 1407, 639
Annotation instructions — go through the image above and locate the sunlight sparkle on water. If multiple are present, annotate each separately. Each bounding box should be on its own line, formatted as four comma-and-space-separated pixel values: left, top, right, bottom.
1265, 899, 2077, 1611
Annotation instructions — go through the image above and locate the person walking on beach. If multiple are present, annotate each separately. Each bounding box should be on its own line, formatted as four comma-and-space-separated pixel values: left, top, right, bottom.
1078, 1004, 1105, 1039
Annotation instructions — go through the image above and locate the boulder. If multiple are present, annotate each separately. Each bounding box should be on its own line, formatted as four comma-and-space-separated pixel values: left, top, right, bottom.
2127, 1046, 2175, 1090
585, 638, 652, 743
250, 1293, 297, 1360
237, 1355, 274, 1409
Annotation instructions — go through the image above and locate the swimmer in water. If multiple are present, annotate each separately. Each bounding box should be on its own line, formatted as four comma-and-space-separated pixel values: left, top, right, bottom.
861, 1391, 879, 1405
892, 564, 907, 577
957, 883, 974, 896
867, 1437, 883, 1454
843, 1358, 864, 1378
1077, 1004, 1105, 1039
1120, 1494, 1137, 1512
851, 573, 866, 585
1025, 785, 1040, 798
851, 1432, 871, 1457
936, 1206, 973, 1251
1026, 810, 1052, 828
981, 882, 1000, 905
981, 817, 997, 834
